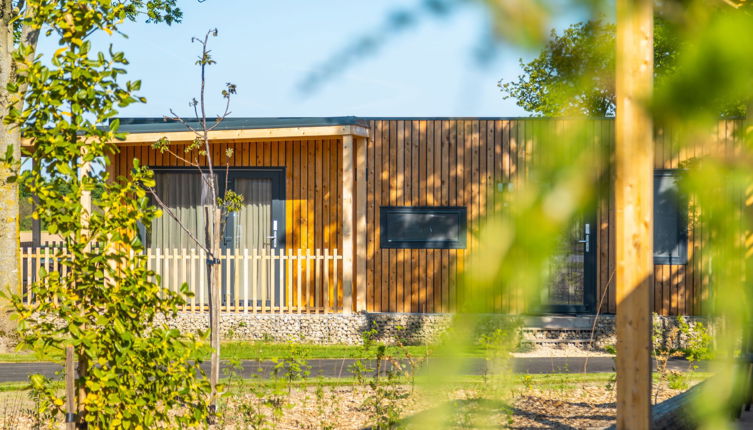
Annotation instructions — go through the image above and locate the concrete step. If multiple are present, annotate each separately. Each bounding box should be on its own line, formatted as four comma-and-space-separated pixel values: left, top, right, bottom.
521, 328, 595, 340
522, 338, 593, 344
522, 315, 601, 330
520, 337, 597, 349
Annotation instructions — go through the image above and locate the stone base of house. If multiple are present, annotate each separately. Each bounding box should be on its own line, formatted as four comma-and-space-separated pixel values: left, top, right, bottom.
162, 312, 711, 349
163, 312, 456, 345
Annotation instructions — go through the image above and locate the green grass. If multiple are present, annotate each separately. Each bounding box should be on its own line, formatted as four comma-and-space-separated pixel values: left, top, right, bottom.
0, 341, 437, 362
194, 340, 526, 360
0, 351, 59, 363
195, 341, 436, 361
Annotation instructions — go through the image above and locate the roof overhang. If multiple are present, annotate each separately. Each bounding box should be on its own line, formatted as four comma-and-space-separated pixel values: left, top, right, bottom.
113, 124, 369, 146
20, 124, 370, 148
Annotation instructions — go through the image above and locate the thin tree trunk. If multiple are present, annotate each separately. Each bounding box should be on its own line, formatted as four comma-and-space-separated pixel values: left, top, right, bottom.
0, 3, 39, 327
0, 1, 20, 324
76, 155, 92, 428
207, 205, 222, 417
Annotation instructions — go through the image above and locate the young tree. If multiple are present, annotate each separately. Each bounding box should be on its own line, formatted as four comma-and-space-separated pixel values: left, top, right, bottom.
148, 29, 241, 417
0, 0, 181, 330
3, 1, 210, 427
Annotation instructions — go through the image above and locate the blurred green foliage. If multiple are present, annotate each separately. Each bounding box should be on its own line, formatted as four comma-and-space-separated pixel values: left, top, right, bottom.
400, 1, 753, 428
499, 18, 681, 116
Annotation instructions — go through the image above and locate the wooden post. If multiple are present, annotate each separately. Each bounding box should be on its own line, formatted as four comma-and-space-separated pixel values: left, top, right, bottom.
615, 0, 653, 428
355, 136, 368, 312
31, 158, 41, 247
65, 345, 75, 430
342, 135, 355, 313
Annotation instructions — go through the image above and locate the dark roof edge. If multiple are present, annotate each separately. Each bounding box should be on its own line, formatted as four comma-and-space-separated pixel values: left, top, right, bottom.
112, 116, 626, 134
111, 115, 747, 134
113, 116, 369, 134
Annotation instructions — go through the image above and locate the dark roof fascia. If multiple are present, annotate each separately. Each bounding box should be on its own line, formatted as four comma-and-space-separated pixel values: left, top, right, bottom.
113, 116, 368, 134
112, 116, 628, 134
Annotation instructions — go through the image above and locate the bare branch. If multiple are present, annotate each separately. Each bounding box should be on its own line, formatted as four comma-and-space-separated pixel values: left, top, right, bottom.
164, 111, 202, 137
145, 186, 212, 256
158, 144, 203, 170
197, 29, 218, 207
206, 96, 232, 132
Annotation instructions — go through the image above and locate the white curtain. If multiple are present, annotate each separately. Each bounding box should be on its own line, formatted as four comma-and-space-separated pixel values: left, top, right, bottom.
150, 172, 213, 250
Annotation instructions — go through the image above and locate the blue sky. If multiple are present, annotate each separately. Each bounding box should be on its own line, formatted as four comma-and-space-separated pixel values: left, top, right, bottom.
38, 1, 583, 118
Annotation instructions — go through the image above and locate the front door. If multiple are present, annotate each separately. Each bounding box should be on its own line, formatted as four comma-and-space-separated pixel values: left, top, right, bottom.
149, 168, 285, 309
544, 214, 597, 314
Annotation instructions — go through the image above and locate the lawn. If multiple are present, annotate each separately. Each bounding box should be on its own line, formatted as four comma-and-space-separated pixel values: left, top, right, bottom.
0, 340, 488, 362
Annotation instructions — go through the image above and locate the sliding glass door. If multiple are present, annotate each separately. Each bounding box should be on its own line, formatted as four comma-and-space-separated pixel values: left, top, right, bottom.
149, 168, 286, 308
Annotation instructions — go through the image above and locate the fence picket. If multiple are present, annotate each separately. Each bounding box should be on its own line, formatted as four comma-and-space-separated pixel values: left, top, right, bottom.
19, 247, 343, 314
199, 249, 206, 311
297, 249, 303, 313
243, 248, 249, 314
162, 248, 169, 298
275, 248, 285, 313
315, 248, 321, 312
268, 249, 275, 313
173, 248, 180, 295
305, 249, 312, 313
251, 248, 258, 313
333, 248, 339, 312
233, 248, 240, 313
224, 248, 231, 312
324, 249, 330, 312
286, 249, 293, 312
260, 248, 267, 312
189, 248, 196, 313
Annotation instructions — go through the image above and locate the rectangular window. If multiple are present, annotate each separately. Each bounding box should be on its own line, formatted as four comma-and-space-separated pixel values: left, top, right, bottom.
654, 170, 688, 265
380, 206, 467, 249
148, 171, 215, 250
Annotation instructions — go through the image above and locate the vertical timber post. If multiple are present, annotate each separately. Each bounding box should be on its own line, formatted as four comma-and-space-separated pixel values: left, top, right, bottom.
31, 158, 41, 247
355, 136, 367, 312
342, 135, 355, 313
75, 154, 92, 428
65, 345, 75, 430
615, 0, 654, 428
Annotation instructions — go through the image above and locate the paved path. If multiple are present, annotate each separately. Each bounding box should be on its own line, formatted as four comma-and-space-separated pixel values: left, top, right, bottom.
0, 357, 703, 383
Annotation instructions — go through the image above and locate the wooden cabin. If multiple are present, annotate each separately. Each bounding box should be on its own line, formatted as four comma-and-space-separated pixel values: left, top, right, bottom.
50, 117, 733, 317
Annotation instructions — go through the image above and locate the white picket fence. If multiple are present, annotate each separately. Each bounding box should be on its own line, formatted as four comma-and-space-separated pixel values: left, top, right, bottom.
20, 247, 344, 313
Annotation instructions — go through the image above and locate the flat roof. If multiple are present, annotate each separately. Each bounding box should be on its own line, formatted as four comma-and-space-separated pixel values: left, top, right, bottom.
115, 116, 607, 134
115, 117, 369, 134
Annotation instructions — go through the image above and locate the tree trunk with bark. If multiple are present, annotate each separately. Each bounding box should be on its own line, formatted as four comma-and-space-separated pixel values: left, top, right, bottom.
208, 205, 222, 414
0, 1, 21, 335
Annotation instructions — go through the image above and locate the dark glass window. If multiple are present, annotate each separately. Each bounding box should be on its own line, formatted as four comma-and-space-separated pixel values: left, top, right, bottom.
654, 170, 688, 265
380, 206, 467, 249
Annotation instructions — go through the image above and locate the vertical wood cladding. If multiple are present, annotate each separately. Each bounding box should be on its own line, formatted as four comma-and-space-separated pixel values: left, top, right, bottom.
365, 118, 730, 315
366, 119, 531, 313
112, 119, 736, 316
113, 139, 343, 310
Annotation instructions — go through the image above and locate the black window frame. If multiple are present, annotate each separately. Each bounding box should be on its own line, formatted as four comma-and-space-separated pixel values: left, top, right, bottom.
380, 206, 467, 249
654, 169, 688, 265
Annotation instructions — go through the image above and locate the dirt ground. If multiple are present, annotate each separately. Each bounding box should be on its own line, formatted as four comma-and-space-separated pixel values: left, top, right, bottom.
212, 380, 693, 430
0, 379, 696, 429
